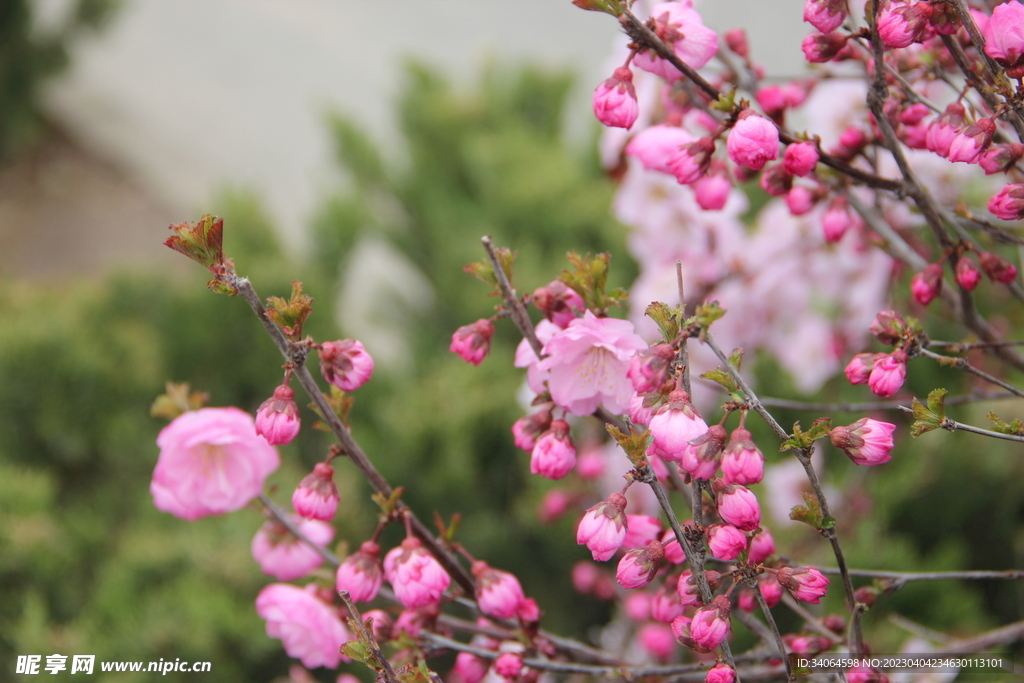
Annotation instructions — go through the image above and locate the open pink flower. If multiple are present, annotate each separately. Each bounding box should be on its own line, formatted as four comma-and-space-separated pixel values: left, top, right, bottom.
983, 1, 1024, 79
537, 311, 647, 416
252, 516, 334, 581
152, 407, 280, 521
384, 538, 451, 609
634, 2, 718, 82
256, 583, 351, 669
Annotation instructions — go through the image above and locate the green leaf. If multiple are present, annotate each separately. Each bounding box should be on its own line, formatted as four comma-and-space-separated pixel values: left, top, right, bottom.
728, 347, 744, 371
265, 280, 314, 340
559, 251, 625, 314
909, 392, 944, 437
986, 411, 1024, 436
789, 492, 825, 529
571, 0, 624, 15
645, 302, 679, 343
694, 300, 725, 338
926, 388, 948, 416
699, 367, 738, 394
340, 640, 374, 666
606, 423, 651, 468
804, 417, 833, 442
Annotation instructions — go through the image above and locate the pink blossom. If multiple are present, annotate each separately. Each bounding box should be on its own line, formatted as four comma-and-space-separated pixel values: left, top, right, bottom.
532, 281, 585, 328
720, 427, 764, 485
948, 118, 996, 164
593, 67, 640, 130
450, 319, 495, 366
845, 352, 883, 385
633, 3, 719, 82
629, 392, 656, 426
783, 142, 819, 177
517, 597, 541, 622
776, 566, 830, 603
577, 492, 628, 561
318, 340, 373, 392
822, 198, 854, 243
651, 581, 685, 622
705, 663, 736, 683
530, 419, 577, 480
926, 103, 965, 157
624, 590, 652, 621
255, 385, 301, 446
980, 144, 1024, 175
616, 541, 665, 589
628, 343, 675, 393
715, 482, 761, 531
648, 390, 709, 463
785, 185, 818, 215
983, 1, 1024, 79
725, 28, 749, 57
801, 32, 850, 63
292, 463, 339, 521
384, 537, 451, 609
727, 112, 780, 170
152, 407, 280, 521
638, 622, 676, 661
623, 514, 663, 549
660, 529, 686, 564
336, 540, 384, 603
252, 516, 335, 581
692, 174, 733, 211
626, 125, 697, 175
878, 0, 933, 48
956, 257, 981, 290
513, 319, 560, 394
867, 351, 907, 398
988, 184, 1024, 221
706, 523, 748, 561
688, 596, 732, 652
910, 262, 943, 305
804, 0, 848, 33
830, 417, 896, 465
980, 250, 1019, 282
472, 561, 526, 620
749, 528, 776, 564
669, 138, 715, 184
256, 583, 350, 669
537, 311, 647, 416
453, 652, 489, 683
679, 424, 726, 481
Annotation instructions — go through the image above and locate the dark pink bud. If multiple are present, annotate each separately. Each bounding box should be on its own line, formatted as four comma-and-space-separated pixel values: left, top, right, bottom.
720, 427, 764, 485
669, 137, 716, 185
725, 28, 749, 57
955, 257, 981, 290
651, 580, 685, 622
727, 111, 779, 170
867, 350, 907, 398
593, 66, 639, 130
979, 250, 1019, 282
336, 540, 384, 603
648, 390, 708, 463
714, 481, 761, 531
983, 0, 1024, 79
706, 523, 748, 560
988, 184, 1024, 222
785, 185, 820, 215
577, 493, 628, 561
638, 622, 675, 661
900, 102, 931, 125
532, 280, 585, 328
512, 408, 553, 452
927, 0, 959, 35
450, 319, 494, 366
530, 419, 576, 480
537, 488, 574, 524
910, 262, 943, 305
318, 339, 374, 391
756, 85, 789, 122
680, 424, 726, 481
980, 144, 1024, 175
776, 566, 830, 603
749, 527, 776, 564
803, 0, 849, 33
693, 174, 733, 211
759, 164, 794, 197
255, 384, 301, 446
869, 309, 907, 345
706, 662, 737, 683
948, 117, 996, 164
926, 103, 965, 157
628, 343, 676, 393
292, 463, 339, 521
783, 142, 819, 177
801, 32, 850, 63
493, 651, 523, 681
473, 561, 526, 620
688, 595, 732, 652
822, 196, 854, 242
383, 537, 451, 609
677, 569, 723, 606
615, 540, 665, 589
878, 1, 934, 48
830, 417, 896, 465
845, 352, 884, 385
623, 514, 663, 549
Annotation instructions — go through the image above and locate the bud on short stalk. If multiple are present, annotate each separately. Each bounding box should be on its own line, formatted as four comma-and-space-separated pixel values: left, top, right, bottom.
255, 385, 301, 446
292, 463, 339, 521
720, 427, 764, 485
979, 250, 1019, 282
616, 540, 666, 589
336, 540, 384, 603
714, 480, 762, 531
680, 424, 726, 481
648, 390, 709, 463
577, 493, 628, 561
775, 565, 830, 603
450, 319, 495, 366
472, 561, 526, 620
867, 349, 907, 398
830, 418, 896, 465
531, 419, 577, 480
318, 339, 374, 391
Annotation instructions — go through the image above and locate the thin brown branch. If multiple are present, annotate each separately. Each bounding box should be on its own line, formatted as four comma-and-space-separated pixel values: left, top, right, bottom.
759, 391, 1016, 413
339, 590, 400, 683
917, 347, 1024, 399
259, 493, 341, 567
817, 567, 1024, 582
481, 236, 543, 358
752, 583, 793, 681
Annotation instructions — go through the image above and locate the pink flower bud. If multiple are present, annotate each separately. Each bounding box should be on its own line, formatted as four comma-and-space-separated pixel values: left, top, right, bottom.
669, 137, 716, 184
362, 609, 393, 643
706, 523, 748, 560
801, 32, 850, 63
727, 112, 780, 171
706, 662, 736, 683
572, 561, 599, 594
948, 118, 996, 164
822, 197, 854, 243
693, 174, 733, 211
517, 597, 541, 622
336, 540, 384, 603
910, 262, 943, 305
450, 319, 494, 366
830, 417, 896, 465
512, 409, 553, 452
721, 427, 764, 485
756, 85, 789, 122
593, 66, 639, 129
472, 561, 526, 620
292, 463, 339, 521
629, 391, 656, 426
677, 569, 723, 606
384, 537, 451, 609
926, 103, 965, 157
530, 419, 577, 480
318, 339, 374, 391
651, 580, 685, 622
785, 185, 819, 215
624, 590, 652, 622
867, 350, 907, 398
670, 613, 692, 644
983, 0, 1024, 79
616, 541, 665, 589
955, 257, 981, 290
804, 0, 848, 33
659, 529, 686, 565
494, 647, 524, 680
256, 385, 301, 445
532, 280, 585, 328
680, 424, 726, 481
869, 309, 907, 345
878, 0, 933, 48
759, 164, 794, 197
626, 125, 697, 174
783, 142, 819, 177
714, 481, 761, 531
749, 527, 776, 564
623, 514, 664, 549
577, 493, 628, 561
776, 566, 830, 603
648, 390, 708, 463
845, 352, 883, 385
688, 595, 732, 652
988, 184, 1024, 221
980, 144, 1024, 175
537, 488, 574, 524
638, 622, 676, 661
252, 517, 334, 581
576, 448, 606, 480
453, 652, 489, 683
979, 250, 1019, 282
628, 344, 676, 394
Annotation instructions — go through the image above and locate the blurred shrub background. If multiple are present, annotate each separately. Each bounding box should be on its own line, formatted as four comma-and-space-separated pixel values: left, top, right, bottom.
1, 1, 1022, 681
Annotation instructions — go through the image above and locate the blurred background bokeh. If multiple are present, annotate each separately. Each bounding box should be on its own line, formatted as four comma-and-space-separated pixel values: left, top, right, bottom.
2, 0, 1022, 681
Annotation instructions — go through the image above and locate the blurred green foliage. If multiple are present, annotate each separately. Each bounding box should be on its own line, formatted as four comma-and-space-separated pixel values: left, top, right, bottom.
0, 0, 117, 158
2, 58, 1023, 683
